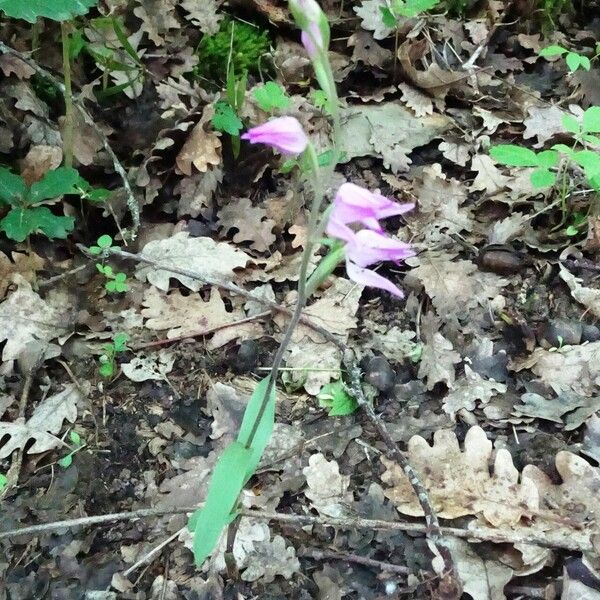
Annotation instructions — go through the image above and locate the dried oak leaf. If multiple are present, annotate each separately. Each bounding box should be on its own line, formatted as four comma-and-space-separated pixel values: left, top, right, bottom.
354, 0, 395, 40
0, 276, 65, 361
0, 384, 82, 458
217, 198, 276, 252
410, 163, 471, 243
523, 105, 566, 147
418, 312, 461, 390
405, 252, 507, 321
175, 122, 222, 176
511, 341, 600, 396
559, 265, 600, 318
241, 535, 300, 583
133, 0, 179, 46
181, 0, 222, 34
443, 365, 506, 419
0, 252, 44, 299
176, 168, 223, 218
121, 350, 175, 382
398, 83, 434, 117
141, 286, 231, 338
470, 154, 510, 195
135, 232, 251, 292
381, 426, 539, 526
523, 451, 600, 526
282, 277, 361, 394
303, 453, 352, 517
141, 286, 260, 348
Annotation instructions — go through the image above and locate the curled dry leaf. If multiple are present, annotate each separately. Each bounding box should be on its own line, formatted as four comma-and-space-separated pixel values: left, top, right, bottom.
0, 252, 44, 299
121, 349, 175, 382
135, 232, 252, 292
381, 426, 539, 526
133, 0, 179, 46
418, 313, 461, 390
175, 109, 222, 176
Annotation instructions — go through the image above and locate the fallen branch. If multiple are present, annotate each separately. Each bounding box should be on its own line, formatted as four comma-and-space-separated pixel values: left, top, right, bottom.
1, 505, 593, 553
0, 42, 140, 239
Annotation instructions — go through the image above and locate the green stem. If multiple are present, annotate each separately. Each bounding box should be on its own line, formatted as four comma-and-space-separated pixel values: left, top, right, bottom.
243, 30, 342, 451
61, 22, 74, 168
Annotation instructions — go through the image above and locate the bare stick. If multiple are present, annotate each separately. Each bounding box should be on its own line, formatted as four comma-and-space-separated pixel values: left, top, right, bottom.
122, 527, 184, 577
0, 42, 140, 238
345, 358, 460, 593
1, 506, 593, 553
77, 244, 341, 346
299, 548, 412, 575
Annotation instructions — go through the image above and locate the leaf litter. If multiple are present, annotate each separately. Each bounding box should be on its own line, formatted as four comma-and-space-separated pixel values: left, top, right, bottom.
1, 0, 600, 597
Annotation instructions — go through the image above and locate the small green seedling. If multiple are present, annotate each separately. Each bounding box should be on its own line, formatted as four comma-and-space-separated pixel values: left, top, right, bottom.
317, 380, 358, 416
98, 332, 129, 378
0, 473, 7, 491
58, 430, 86, 468
96, 264, 129, 293
0, 167, 80, 242
539, 45, 592, 73
90, 235, 129, 293
253, 82, 291, 112
489, 145, 559, 188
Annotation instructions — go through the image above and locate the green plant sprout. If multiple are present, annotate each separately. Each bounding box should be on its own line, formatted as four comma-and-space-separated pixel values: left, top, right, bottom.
98, 332, 128, 378
539, 44, 597, 73
490, 105, 600, 235
58, 430, 86, 468
317, 380, 358, 416
89, 235, 129, 293
0, 167, 80, 242
0, 473, 7, 492
253, 81, 292, 113
381, 0, 440, 27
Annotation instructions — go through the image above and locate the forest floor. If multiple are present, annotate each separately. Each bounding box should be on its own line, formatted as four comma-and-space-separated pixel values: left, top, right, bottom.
1, 0, 600, 598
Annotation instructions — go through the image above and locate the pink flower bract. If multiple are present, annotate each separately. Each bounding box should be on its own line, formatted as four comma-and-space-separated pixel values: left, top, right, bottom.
241, 117, 309, 156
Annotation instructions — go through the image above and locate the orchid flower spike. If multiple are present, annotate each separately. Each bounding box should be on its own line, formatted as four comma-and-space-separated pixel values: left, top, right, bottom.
326, 183, 415, 297
241, 117, 309, 156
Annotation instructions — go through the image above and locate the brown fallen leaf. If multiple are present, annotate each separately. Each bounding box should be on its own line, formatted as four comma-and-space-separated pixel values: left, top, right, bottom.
176, 121, 222, 176
0, 251, 44, 299
217, 198, 276, 252
381, 426, 539, 526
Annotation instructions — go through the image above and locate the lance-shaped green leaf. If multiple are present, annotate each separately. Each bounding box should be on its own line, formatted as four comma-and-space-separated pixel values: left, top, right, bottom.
0, 168, 26, 206
188, 441, 253, 566
0, 0, 98, 22
237, 376, 276, 479
27, 167, 81, 204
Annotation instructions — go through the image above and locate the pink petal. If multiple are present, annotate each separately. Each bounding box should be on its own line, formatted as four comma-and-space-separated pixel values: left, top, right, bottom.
346, 260, 405, 297
241, 117, 308, 155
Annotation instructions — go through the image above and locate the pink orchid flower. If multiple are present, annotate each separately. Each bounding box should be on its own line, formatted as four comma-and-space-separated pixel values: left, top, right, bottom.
326, 183, 414, 297
241, 117, 309, 156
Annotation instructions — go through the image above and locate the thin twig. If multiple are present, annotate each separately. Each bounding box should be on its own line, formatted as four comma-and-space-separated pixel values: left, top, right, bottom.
37, 263, 92, 288
122, 528, 184, 577
0, 42, 140, 238
299, 548, 413, 575
345, 358, 460, 593
77, 244, 341, 346
1, 505, 593, 553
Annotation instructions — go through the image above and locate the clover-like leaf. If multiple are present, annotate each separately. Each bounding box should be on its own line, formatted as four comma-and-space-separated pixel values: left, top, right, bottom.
0, 0, 98, 23
0, 207, 75, 242
539, 45, 568, 57
317, 380, 358, 416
